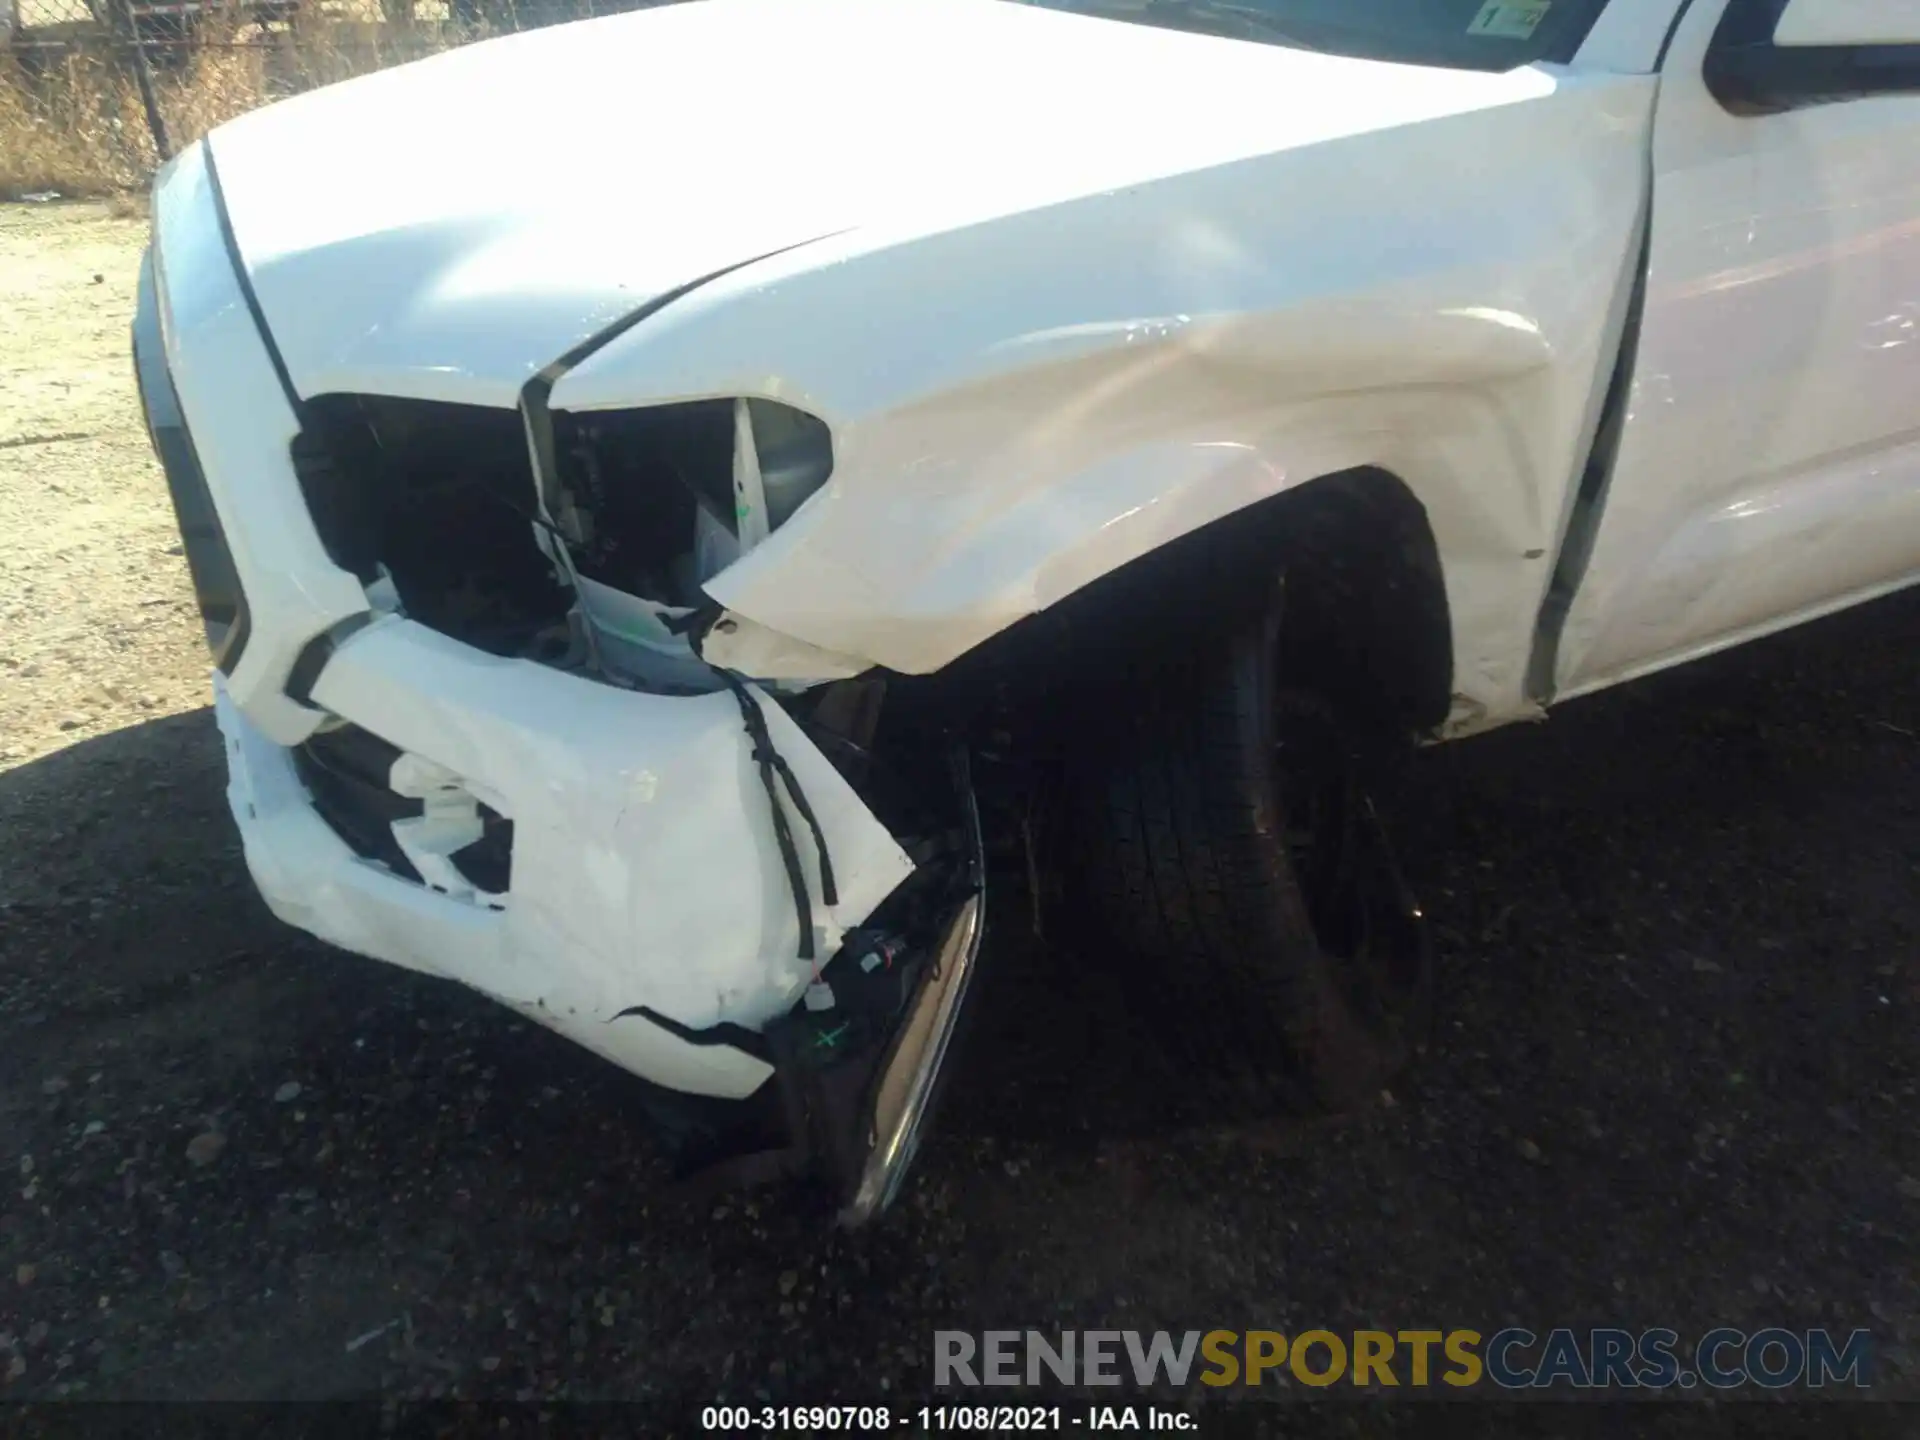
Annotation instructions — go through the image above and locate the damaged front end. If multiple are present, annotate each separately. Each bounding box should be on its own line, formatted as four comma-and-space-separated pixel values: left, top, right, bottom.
139, 161, 986, 1225
291, 382, 990, 1222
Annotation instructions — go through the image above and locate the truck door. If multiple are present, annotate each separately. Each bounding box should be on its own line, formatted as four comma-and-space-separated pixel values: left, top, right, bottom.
1555, 0, 1920, 698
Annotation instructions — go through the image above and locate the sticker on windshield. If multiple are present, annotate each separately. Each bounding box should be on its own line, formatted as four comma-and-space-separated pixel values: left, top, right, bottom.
1467, 0, 1550, 39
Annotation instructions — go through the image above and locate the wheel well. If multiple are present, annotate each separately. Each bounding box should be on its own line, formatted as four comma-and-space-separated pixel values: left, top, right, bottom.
1263, 467, 1455, 740
901, 467, 1454, 742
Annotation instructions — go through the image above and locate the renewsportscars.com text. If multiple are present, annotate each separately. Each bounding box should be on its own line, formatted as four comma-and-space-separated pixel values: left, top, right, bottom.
934, 1327, 1872, 1391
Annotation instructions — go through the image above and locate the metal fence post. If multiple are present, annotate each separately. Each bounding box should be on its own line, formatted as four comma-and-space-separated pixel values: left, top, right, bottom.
110, 0, 172, 163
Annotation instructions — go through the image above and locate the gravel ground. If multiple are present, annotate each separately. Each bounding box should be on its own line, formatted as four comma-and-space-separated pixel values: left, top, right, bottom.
1, 200, 1917, 1425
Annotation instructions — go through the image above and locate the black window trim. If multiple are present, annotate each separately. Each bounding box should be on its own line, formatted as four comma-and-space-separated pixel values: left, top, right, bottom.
1704, 0, 1920, 115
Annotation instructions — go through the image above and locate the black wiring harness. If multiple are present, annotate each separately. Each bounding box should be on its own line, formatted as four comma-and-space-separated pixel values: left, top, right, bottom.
707, 666, 840, 963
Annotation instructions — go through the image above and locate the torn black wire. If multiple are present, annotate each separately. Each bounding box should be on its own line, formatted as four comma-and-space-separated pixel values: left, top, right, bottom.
710, 666, 840, 962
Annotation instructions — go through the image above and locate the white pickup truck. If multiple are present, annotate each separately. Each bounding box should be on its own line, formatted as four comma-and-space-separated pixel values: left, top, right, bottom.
135, 0, 1920, 1221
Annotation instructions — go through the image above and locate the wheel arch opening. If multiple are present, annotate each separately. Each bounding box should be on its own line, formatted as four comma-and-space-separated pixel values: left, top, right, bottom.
908, 465, 1455, 744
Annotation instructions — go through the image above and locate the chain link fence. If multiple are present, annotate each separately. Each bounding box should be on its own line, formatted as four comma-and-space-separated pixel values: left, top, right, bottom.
2, 0, 680, 195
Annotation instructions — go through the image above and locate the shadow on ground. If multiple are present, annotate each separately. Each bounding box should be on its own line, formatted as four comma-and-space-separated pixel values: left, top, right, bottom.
0, 590, 1915, 1413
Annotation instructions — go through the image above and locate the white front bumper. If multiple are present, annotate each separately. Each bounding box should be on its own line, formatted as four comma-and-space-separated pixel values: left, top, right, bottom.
213, 624, 915, 1100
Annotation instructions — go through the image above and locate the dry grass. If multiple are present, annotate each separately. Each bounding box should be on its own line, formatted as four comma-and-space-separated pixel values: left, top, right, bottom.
0, 15, 465, 198
0, 46, 172, 195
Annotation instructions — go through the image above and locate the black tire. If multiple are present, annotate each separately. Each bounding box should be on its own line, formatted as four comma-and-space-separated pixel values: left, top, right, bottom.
1066, 577, 1431, 1114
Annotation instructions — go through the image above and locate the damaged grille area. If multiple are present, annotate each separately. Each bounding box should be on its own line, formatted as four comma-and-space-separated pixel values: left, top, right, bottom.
292, 396, 573, 660
292, 724, 513, 895
287, 394, 833, 674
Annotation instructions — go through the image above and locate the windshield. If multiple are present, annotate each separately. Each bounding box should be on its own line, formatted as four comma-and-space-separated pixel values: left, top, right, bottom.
1013, 0, 1611, 71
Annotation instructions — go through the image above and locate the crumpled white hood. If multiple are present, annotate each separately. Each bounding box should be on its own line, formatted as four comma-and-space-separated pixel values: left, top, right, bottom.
205, 0, 1554, 407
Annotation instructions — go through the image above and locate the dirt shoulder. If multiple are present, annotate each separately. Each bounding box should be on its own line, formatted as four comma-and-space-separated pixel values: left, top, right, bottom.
0, 201, 207, 765
1, 201, 1916, 1416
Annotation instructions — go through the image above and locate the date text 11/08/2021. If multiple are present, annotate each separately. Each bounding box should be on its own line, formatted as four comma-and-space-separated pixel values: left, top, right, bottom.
701, 1407, 1193, 1431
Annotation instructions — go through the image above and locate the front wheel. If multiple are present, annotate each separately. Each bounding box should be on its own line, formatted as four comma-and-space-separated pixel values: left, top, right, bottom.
1066, 578, 1431, 1113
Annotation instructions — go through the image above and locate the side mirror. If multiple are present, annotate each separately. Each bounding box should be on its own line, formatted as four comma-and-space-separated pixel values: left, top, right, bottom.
1706, 0, 1920, 114
1774, 0, 1920, 49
